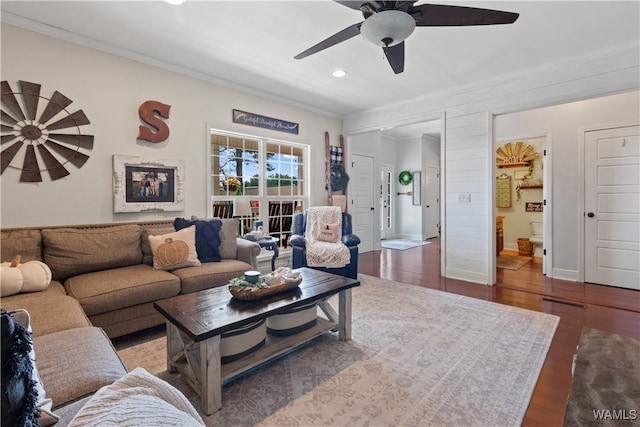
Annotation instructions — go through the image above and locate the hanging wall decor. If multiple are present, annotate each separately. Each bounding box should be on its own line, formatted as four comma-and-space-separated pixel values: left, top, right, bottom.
1, 80, 94, 182
113, 155, 185, 213
232, 109, 299, 135
398, 170, 412, 185
137, 100, 171, 143
496, 174, 512, 208
496, 141, 537, 168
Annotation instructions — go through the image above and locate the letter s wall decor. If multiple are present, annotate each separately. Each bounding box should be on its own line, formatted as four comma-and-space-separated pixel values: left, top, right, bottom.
137, 100, 171, 143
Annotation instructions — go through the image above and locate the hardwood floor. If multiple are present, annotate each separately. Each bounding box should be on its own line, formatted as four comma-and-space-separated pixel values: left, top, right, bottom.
359, 238, 640, 427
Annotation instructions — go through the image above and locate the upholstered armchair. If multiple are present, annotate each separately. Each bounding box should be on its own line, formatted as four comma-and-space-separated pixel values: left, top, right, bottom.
289, 211, 361, 279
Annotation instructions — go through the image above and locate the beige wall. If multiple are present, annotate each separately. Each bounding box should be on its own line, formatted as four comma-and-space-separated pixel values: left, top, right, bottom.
1, 25, 342, 228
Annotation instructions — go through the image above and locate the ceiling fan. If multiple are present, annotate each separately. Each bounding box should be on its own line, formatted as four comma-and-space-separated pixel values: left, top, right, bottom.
294, 1, 519, 74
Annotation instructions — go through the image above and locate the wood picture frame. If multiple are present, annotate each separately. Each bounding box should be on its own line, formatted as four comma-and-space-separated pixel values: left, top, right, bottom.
113, 155, 185, 212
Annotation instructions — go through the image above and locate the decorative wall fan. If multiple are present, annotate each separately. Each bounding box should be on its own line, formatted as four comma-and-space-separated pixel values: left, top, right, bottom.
1, 80, 94, 182
496, 141, 537, 168
295, 1, 519, 74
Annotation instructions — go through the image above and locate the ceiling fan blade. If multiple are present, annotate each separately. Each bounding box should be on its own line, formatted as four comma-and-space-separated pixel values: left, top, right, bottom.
295, 22, 363, 59
334, 1, 366, 10
383, 42, 405, 74
411, 4, 519, 26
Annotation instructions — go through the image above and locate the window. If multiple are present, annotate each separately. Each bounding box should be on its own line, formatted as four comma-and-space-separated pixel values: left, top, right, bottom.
208, 130, 308, 249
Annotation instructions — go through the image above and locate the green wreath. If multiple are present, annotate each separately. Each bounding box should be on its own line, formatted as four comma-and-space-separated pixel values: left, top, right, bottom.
398, 170, 412, 185
329, 163, 350, 192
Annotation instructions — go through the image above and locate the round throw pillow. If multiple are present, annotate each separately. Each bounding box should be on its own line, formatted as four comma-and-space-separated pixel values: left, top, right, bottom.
0, 256, 52, 297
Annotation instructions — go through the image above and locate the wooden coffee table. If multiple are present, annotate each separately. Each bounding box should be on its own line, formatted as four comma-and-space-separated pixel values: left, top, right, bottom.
154, 267, 360, 415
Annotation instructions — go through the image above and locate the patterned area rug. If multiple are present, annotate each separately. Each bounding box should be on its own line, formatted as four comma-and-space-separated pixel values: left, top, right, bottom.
381, 239, 432, 250
497, 254, 533, 270
563, 328, 640, 426
117, 275, 558, 427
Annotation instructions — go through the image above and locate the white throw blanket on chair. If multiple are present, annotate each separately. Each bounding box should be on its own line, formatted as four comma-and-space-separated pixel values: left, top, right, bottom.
305, 206, 351, 268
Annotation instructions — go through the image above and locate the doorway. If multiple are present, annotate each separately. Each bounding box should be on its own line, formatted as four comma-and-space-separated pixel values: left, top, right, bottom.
495, 135, 550, 276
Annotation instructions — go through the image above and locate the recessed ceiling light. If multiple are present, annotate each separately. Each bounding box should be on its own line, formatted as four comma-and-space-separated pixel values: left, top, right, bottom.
332, 69, 347, 78
165, 0, 185, 5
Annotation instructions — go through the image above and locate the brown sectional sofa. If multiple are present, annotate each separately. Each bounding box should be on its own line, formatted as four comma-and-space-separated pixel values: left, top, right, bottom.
2, 218, 260, 338
1, 218, 260, 424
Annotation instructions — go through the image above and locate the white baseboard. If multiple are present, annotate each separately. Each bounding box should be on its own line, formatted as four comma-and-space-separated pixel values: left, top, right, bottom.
444, 268, 492, 285
550, 268, 578, 282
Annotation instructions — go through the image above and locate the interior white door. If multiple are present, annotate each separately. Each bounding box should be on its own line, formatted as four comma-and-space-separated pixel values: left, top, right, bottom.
423, 166, 440, 239
584, 125, 640, 289
350, 154, 375, 252
380, 165, 394, 240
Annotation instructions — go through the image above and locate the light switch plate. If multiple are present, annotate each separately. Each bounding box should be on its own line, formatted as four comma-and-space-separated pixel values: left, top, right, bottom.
457, 193, 471, 203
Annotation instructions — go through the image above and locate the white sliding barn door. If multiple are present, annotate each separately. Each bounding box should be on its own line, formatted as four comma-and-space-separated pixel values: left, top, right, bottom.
584, 125, 640, 289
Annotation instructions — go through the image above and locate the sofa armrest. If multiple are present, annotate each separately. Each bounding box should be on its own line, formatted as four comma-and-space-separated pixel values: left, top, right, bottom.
342, 234, 361, 248
236, 238, 260, 269
289, 234, 306, 249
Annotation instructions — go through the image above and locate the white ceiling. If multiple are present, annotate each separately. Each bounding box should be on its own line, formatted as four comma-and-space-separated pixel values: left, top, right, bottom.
2, 0, 639, 125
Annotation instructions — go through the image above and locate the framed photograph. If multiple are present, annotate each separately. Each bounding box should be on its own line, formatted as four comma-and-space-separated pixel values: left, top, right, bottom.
514, 170, 530, 180
113, 155, 185, 213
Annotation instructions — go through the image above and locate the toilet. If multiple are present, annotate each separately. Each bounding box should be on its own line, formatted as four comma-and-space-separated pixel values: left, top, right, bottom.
529, 220, 543, 256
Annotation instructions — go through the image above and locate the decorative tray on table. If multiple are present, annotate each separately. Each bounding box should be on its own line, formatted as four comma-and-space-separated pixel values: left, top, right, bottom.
228, 270, 302, 301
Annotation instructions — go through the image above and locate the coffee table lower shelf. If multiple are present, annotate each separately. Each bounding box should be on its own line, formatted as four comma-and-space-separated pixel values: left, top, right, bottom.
166, 316, 338, 415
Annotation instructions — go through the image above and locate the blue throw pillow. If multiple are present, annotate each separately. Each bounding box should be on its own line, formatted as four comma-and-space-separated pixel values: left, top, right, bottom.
174, 218, 222, 262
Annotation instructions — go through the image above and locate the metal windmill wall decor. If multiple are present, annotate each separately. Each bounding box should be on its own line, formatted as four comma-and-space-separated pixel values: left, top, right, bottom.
1, 80, 94, 182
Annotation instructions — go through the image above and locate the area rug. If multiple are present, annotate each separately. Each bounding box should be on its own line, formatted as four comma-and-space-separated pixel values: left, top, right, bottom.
117, 275, 559, 427
497, 254, 533, 270
381, 239, 432, 250
563, 328, 640, 426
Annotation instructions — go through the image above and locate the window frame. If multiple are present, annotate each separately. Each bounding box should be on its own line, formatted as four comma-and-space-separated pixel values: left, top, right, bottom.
206, 128, 309, 250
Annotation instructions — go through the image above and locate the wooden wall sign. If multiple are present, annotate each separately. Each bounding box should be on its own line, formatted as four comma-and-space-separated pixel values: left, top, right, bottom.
0, 80, 94, 182
232, 109, 299, 135
137, 100, 171, 143
496, 141, 537, 168
526, 202, 543, 212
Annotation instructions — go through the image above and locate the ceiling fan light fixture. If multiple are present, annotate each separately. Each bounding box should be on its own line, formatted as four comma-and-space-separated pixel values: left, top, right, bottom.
360, 10, 416, 47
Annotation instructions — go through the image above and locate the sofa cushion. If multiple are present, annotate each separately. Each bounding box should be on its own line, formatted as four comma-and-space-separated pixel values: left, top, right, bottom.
42, 225, 142, 280
174, 217, 222, 262
1, 283, 91, 338
0, 229, 43, 263
64, 264, 181, 317
172, 259, 253, 294
34, 327, 127, 409
148, 226, 201, 270
140, 223, 176, 265
219, 218, 239, 259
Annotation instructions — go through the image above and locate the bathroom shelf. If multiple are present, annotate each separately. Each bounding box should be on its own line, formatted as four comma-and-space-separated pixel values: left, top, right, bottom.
520, 184, 543, 189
